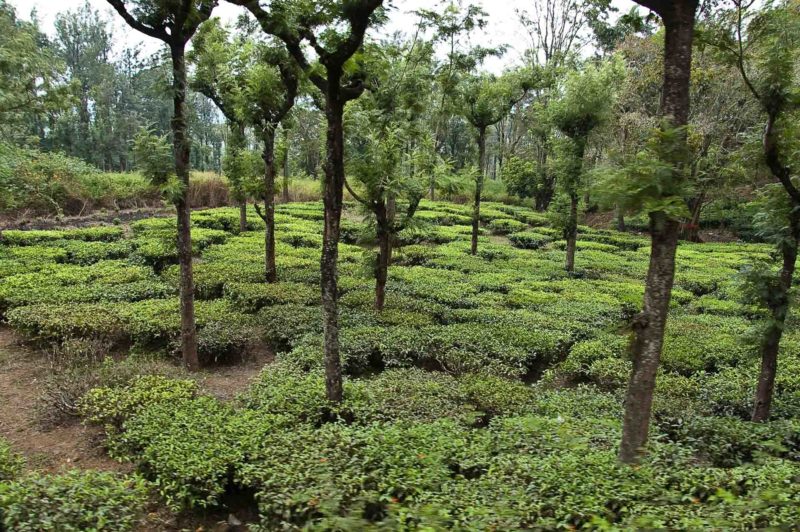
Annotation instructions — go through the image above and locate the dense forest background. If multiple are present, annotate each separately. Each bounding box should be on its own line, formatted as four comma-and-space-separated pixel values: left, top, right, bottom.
0, 0, 767, 235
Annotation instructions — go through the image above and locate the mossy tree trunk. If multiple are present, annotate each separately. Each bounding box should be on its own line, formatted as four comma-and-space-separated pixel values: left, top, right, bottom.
753, 213, 799, 421
565, 191, 579, 272
282, 126, 290, 203
374, 200, 391, 311
752, 110, 800, 422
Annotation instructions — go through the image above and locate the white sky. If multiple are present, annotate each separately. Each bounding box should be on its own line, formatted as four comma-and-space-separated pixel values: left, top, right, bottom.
11, 0, 639, 72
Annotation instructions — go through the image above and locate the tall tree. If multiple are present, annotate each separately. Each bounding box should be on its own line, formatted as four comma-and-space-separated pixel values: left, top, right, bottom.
53, 1, 114, 163
231, 0, 385, 403
192, 18, 299, 279
242, 45, 299, 283
190, 17, 251, 231
0, 2, 72, 144
550, 60, 618, 272
618, 0, 700, 464
711, 0, 800, 421
345, 41, 434, 310
105, 0, 216, 372
415, 1, 498, 198
519, 0, 615, 67
458, 70, 530, 255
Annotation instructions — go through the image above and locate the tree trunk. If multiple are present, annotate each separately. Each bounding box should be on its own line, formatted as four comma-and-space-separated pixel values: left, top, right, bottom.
322, 95, 345, 403
616, 206, 626, 232
170, 44, 199, 372
282, 126, 290, 203
375, 202, 390, 312
753, 225, 798, 421
565, 192, 578, 272
681, 191, 705, 242
619, 0, 697, 464
238, 122, 248, 233
535, 162, 554, 211
239, 201, 247, 233
262, 130, 277, 283
471, 126, 487, 255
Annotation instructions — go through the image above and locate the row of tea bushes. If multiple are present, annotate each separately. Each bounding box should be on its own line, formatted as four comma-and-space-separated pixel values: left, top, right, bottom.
76, 366, 800, 530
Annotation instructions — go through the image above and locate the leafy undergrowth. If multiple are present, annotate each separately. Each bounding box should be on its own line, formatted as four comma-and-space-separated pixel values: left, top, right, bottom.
1, 200, 798, 530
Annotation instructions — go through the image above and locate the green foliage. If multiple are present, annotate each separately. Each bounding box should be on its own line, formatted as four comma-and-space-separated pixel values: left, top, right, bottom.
132, 129, 182, 202
80, 375, 198, 429
595, 124, 693, 220
0, 200, 791, 529
2, 226, 123, 245
0, 144, 101, 214
0, 470, 149, 531
0, 438, 23, 482
0, 3, 72, 143
508, 230, 554, 249
486, 218, 527, 235
501, 155, 540, 199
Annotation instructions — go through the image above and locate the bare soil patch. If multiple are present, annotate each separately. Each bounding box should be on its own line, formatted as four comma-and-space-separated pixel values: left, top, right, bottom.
0, 327, 126, 473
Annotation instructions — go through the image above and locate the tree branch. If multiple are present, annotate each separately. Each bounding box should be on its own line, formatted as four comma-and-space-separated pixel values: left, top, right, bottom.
344, 178, 373, 207
253, 202, 267, 222
765, 113, 800, 204
105, 0, 169, 41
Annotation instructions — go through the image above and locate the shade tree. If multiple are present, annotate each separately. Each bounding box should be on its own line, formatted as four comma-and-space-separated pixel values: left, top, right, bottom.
549, 59, 620, 272
0, 3, 72, 144
229, 0, 387, 403
709, 0, 800, 422
458, 69, 532, 255
240, 44, 299, 283
190, 17, 300, 281
614, 0, 700, 464
344, 41, 435, 310
105, 0, 216, 372
190, 17, 252, 232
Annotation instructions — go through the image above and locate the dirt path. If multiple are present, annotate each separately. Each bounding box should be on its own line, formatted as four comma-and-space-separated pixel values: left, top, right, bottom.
0, 327, 125, 473
0, 327, 273, 474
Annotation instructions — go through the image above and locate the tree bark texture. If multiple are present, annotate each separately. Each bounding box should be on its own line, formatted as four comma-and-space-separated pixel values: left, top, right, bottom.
322, 94, 345, 403
171, 44, 199, 372
752, 217, 799, 421
619, 0, 697, 464
282, 126, 290, 203
375, 201, 391, 312
262, 130, 277, 283
565, 192, 578, 272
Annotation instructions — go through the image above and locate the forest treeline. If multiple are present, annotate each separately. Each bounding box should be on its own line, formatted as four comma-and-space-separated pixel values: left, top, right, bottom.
2, 0, 800, 465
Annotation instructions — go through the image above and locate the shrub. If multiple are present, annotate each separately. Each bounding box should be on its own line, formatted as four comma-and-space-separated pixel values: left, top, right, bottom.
37, 352, 185, 427
224, 281, 318, 312
80, 375, 198, 430
487, 218, 527, 235
508, 231, 553, 250
111, 397, 248, 510
661, 314, 753, 375
257, 304, 322, 350
2, 226, 124, 246
0, 438, 23, 482
0, 470, 149, 531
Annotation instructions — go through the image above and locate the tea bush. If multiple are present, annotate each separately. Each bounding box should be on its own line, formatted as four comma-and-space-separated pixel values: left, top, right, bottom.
1, 201, 793, 528
1, 226, 123, 245
0, 438, 23, 482
0, 470, 149, 531
508, 230, 554, 249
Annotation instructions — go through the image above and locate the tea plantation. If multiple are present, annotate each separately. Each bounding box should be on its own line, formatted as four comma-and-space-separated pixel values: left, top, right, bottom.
1, 201, 799, 530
